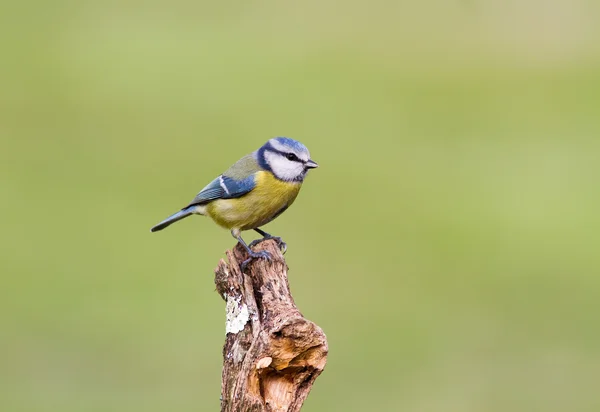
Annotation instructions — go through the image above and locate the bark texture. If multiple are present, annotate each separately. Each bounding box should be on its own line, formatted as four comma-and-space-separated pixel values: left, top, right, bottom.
214, 239, 328, 412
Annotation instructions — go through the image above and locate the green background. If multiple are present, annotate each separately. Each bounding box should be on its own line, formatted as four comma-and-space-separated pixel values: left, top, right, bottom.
2, 1, 600, 411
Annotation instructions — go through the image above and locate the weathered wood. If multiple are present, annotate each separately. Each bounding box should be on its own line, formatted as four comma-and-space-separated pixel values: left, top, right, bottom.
214, 240, 328, 412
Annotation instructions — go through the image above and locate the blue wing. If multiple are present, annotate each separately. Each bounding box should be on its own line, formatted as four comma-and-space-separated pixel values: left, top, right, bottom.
186, 174, 256, 207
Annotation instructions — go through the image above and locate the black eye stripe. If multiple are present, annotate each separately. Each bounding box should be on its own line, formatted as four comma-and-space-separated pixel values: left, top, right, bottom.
268, 148, 305, 163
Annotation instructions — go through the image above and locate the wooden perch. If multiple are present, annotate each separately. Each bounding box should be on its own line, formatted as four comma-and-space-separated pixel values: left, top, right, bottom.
214, 239, 328, 412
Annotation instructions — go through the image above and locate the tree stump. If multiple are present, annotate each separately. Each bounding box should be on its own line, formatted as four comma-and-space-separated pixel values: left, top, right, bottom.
214, 239, 328, 412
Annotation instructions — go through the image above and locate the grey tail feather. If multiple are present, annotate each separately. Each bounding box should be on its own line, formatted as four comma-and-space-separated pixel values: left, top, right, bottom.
150, 208, 194, 232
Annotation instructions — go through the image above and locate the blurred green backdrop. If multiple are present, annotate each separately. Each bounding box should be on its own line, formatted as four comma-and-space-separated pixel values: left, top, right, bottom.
2, 1, 600, 411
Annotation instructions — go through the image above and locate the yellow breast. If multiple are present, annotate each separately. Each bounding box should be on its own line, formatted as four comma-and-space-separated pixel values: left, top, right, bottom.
205, 171, 302, 231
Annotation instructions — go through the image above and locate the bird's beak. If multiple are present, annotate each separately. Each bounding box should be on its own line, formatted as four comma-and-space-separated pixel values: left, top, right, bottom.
305, 159, 319, 169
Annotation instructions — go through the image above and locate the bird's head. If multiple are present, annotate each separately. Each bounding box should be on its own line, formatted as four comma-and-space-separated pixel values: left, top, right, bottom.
257, 137, 318, 182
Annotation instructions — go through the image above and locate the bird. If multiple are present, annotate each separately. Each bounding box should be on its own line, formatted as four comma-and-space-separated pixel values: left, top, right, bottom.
150, 137, 318, 269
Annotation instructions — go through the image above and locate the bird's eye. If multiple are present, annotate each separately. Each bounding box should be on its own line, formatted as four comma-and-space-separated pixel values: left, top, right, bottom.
286, 153, 298, 161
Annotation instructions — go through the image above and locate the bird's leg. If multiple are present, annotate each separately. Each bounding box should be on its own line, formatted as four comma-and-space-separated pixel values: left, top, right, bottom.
250, 228, 287, 254
231, 229, 272, 272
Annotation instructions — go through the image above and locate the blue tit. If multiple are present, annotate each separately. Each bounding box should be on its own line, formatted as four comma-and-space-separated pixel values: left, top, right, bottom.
151, 137, 318, 266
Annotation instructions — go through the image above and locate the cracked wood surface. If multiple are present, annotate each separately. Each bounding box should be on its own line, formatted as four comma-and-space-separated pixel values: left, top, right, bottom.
214, 240, 328, 412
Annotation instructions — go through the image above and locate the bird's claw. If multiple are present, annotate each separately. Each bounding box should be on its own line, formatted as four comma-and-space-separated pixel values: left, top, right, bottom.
249, 237, 287, 254
241, 250, 272, 272
276, 238, 287, 254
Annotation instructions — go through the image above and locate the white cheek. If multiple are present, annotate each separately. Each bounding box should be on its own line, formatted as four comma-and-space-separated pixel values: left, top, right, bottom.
265, 152, 303, 181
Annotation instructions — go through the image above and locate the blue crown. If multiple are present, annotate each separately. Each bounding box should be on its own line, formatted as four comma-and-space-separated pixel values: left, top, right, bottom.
272, 137, 308, 153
